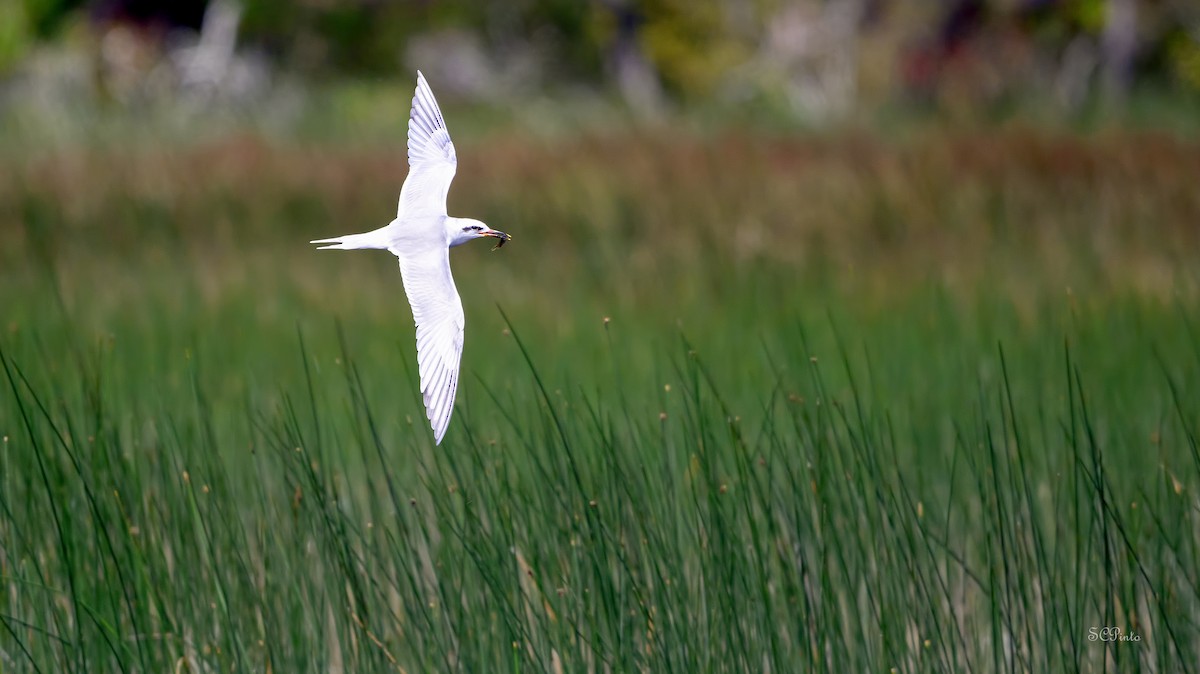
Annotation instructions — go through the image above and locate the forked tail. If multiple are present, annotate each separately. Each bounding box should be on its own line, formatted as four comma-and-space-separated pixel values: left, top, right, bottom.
309, 229, 390, 250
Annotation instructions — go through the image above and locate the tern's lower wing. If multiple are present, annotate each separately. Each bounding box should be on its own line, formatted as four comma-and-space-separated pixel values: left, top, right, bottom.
396, 247, 465, 444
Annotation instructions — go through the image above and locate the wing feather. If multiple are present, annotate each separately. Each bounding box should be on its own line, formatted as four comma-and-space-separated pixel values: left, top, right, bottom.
396, 248, 464, 444
398, 71, 458, 219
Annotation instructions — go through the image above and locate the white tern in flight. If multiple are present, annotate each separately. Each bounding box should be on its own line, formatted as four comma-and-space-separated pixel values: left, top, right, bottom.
311, 71, 510, 445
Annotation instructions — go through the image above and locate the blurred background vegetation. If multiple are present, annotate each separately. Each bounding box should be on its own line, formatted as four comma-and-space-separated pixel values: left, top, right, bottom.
3, 2, 1200, 672
2, 0, 1197, 329
2, 0, 1199, 142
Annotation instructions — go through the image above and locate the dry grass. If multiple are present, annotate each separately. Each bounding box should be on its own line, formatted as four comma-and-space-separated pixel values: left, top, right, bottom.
3, 128, 1198, 315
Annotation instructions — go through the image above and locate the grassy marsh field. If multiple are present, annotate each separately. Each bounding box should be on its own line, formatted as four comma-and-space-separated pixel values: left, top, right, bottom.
2, 127, 1200, 672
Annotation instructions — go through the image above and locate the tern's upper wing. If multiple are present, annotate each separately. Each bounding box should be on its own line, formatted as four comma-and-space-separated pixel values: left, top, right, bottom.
396, 247, 465, 444
397, 71, 458, 219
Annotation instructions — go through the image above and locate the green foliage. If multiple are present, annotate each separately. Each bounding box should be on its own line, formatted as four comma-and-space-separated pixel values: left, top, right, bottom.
636, 0, 750, 98
0, 0, 82, 72
0, 2, 34, 73
1168, 29, 1200, 91
237, 0, 605, 78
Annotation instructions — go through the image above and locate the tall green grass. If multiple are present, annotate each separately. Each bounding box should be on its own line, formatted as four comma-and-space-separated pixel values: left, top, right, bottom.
2, 129, 1199, 672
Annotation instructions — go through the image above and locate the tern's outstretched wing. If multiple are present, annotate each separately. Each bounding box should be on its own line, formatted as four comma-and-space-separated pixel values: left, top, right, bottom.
397, 248, 465, 444
398, 71, 458, 219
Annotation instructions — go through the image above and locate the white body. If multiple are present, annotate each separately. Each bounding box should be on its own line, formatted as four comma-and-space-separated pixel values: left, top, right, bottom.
311, 72, 509, 445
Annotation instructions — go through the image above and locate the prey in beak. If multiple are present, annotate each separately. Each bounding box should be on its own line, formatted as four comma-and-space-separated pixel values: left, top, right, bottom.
485, 229, 511, 251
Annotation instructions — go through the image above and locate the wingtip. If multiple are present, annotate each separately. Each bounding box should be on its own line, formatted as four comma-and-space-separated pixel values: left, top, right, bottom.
427, 402, 452, 445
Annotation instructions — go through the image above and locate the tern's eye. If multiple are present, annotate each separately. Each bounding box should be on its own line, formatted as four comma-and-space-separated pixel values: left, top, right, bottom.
471, 226, 482, 231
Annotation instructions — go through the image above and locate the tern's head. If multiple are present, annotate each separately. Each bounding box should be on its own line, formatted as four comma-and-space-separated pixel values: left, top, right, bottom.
448, 217, 511, 249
